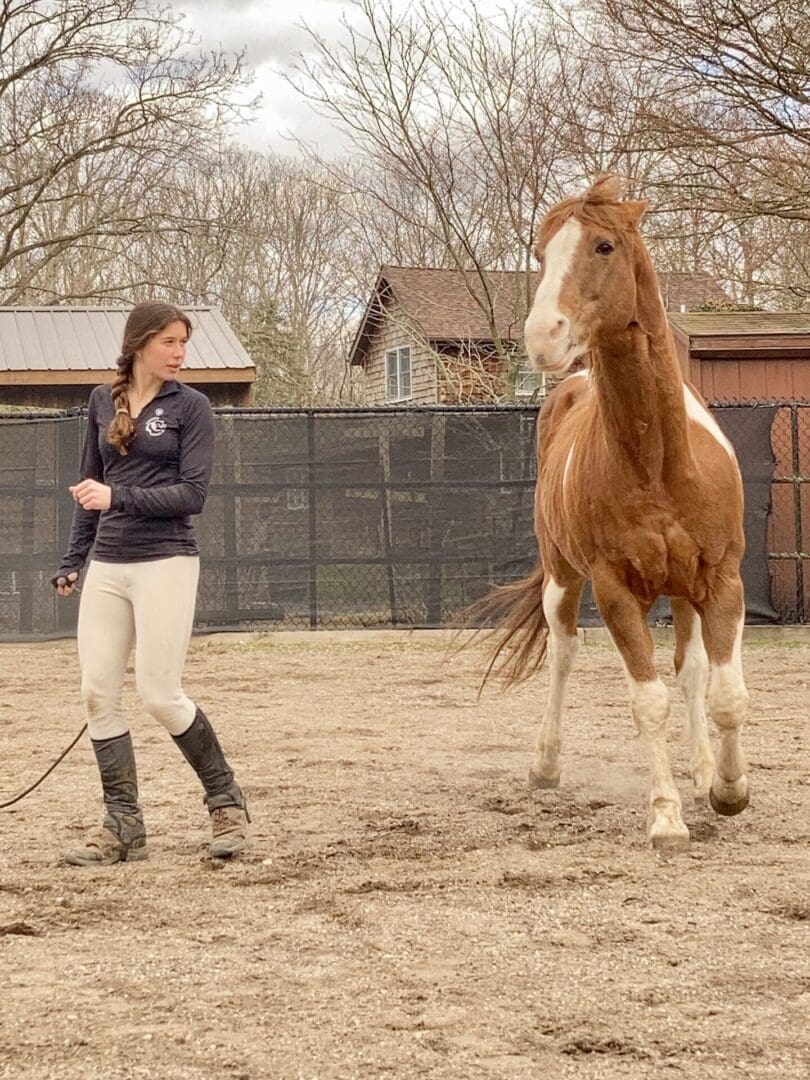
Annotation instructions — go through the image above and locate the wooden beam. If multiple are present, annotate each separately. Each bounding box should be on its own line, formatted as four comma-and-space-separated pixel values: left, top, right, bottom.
0, 368, 254, 386
686, 334, 810, 356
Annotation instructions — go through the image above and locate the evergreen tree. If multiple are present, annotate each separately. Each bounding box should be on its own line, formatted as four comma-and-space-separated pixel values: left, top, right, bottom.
242, 302, 311, 406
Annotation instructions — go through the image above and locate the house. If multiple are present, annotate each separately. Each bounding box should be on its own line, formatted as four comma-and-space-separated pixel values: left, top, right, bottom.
658, 272, 731, 313
349, 265, 732, 405
0, 306, 255, 408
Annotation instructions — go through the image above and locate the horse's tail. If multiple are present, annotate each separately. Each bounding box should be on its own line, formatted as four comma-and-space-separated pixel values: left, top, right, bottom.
460, 562, 549, 691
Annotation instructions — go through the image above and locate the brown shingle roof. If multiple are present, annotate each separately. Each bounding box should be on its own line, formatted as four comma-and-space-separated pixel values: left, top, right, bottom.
349, 265, 733, 366
380, 265, 534, 341
349, 266, 536, 366
658, 272, 731, 310
668, 311, 810, 336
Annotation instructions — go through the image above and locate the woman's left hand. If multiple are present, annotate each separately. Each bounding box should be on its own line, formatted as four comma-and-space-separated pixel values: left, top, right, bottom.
69, 479, 112, 511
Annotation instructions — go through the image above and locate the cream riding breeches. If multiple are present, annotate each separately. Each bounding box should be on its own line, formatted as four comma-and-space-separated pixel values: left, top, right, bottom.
77, 556, 199, 740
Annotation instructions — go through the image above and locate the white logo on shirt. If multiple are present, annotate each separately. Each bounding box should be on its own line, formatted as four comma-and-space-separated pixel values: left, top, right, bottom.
145, 416, 167, 436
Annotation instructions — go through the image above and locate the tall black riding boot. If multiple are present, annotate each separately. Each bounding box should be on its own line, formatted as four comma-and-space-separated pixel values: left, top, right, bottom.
64, 732, 148, 866
172, 707, 250, 858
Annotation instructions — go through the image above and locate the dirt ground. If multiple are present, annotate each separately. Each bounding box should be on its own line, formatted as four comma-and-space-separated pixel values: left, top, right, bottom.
0, 630, 808, 1080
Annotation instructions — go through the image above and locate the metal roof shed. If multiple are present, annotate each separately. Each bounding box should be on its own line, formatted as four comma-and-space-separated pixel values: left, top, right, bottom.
0, 306, 255, 408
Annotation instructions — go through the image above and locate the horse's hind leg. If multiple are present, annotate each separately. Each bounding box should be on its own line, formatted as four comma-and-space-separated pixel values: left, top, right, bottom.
700, 573, 750, 817
528, 563, 583, 789
671, 598, 715, 802
592, 569, 689, 851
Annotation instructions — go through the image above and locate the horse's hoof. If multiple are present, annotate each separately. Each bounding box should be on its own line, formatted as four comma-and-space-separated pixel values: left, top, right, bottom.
709, 784, 750, 817
528, 768, 559, 790
651, 830, 691, 854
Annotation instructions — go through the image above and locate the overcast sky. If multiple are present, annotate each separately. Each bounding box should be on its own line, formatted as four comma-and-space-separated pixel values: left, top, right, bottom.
177, 0, 509, 156
176, 0, 381, 156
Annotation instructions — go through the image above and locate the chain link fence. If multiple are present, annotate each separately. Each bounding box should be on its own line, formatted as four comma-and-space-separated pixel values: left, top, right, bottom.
0, 402, 803, 640
767, 403, 810, 623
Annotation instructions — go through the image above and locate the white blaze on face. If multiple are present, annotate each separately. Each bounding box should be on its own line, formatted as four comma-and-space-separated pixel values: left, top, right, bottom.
524, 219, 583, 371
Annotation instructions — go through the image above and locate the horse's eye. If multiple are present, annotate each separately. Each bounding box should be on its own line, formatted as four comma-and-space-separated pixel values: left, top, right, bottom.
596, 241, 614, 256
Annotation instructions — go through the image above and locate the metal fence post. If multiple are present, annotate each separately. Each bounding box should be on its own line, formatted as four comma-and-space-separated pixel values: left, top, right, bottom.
426, 412, 446, 626
307, 413, 318, 628
377, 424, 397, 626
55, 414, 83, 636
221, 421, 240, 623
791, 404, 804, 622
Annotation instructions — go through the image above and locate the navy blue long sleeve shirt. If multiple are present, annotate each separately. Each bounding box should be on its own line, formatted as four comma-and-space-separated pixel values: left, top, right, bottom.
58, 381, 215, 573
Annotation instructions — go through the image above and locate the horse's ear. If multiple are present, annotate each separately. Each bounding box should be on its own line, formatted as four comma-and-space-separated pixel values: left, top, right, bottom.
624, 199, 650, 227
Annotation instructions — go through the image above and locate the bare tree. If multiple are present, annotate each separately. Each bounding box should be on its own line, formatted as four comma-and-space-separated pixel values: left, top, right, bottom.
0, 0, 254, 302
134, 150, 361, 404
291, 0, 575, 398
574, 0, 810, 223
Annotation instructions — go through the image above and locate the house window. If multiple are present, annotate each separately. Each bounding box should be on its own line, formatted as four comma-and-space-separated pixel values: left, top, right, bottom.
515, 358, 543, 398
386, 346, 411, 401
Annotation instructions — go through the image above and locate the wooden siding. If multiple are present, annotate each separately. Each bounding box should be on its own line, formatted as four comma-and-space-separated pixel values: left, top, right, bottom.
671, 334, 692, 382
362, 296, 436, 404
668, 314, 810, 404
0, 377, 251, 409
695, 356, 810, 403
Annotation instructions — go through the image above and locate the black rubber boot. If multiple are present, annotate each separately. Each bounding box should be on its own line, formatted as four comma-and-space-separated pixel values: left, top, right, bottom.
172, 707, 250, 858
64, 732, 148, 866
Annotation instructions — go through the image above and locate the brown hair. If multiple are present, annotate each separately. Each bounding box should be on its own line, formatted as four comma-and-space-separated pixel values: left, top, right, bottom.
535, 174, 649, 255
108, 301, 192, 455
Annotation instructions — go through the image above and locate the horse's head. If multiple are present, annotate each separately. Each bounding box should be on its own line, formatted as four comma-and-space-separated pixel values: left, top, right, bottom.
523, 175, 650, 374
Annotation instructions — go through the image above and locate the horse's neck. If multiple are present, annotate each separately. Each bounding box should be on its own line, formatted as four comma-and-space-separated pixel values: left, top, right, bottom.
591, 318, 690, 485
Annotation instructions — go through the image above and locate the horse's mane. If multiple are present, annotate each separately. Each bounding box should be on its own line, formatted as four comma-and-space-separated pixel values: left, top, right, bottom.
537, 175, 648, 250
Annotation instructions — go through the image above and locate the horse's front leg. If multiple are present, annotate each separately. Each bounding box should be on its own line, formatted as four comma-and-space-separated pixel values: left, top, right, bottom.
671, 598, 715, 801
593, 570, 690, 851
699, 573, 750, 816
529, 562, 584, 789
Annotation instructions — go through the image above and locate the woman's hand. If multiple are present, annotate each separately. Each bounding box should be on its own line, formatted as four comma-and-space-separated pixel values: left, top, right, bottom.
69, 479, 112, 511
53, 572, 79, 597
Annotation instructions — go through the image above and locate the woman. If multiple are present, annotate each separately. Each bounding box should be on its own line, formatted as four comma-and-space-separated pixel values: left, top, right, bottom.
53, 301, 250, 865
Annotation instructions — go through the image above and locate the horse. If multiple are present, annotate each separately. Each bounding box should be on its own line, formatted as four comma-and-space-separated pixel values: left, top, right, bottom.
477, 175, 749, 852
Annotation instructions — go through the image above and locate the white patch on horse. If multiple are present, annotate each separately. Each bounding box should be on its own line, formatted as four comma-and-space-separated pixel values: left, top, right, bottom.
535, 220, 582, 309
563, 439, 577, 490
626, 675, 689, 845
524, 220, 583, 369
561, 374, 589, 492
529, 577, 579, 787
709, 613, 747, 722
684, 385, 735, 459
707, 611, 749, 808
676, 607, 714, 798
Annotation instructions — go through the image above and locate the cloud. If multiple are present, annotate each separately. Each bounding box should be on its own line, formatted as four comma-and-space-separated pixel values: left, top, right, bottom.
177, 0, 514, 157
177, 0, 358, 153
178, 0, 351, 67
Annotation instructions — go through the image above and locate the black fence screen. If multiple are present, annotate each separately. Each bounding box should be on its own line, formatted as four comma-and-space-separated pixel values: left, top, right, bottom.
0, 403, 799, 641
